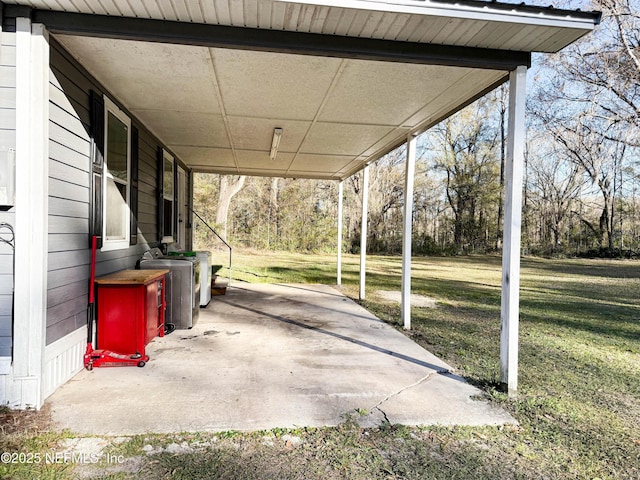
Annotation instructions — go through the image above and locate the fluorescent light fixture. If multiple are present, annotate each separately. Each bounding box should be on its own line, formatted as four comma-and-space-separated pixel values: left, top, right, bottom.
270, 128, 283, 160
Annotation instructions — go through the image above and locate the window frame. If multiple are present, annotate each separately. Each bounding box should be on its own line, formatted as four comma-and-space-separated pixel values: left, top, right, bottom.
161, 149, 176, 244
101, 96, 132, 252
177, 166, 187, 249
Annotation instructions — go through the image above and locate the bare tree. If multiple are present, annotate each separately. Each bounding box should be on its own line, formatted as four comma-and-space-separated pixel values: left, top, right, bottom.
216, 175, 246, 239
495, 85, 508, 250
429, 99, 501, 252
528, 0, 640, 252
526, 135, 584, 250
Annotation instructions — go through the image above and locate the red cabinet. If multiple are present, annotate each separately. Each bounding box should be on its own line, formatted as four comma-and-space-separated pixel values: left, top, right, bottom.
95, 269, 168, 358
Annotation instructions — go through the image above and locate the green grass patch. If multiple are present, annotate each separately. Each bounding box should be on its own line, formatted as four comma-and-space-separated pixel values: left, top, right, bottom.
3, 252, 639, 479
227, 251, 640, 479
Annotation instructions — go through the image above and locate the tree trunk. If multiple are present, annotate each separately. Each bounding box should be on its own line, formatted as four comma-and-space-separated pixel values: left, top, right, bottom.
216, 175, 246, 238
497, 86, 507, 250
269, 177, 279, 248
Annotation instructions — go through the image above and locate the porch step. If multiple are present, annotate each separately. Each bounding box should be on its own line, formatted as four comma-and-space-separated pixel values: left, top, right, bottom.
211, 276, 228, 296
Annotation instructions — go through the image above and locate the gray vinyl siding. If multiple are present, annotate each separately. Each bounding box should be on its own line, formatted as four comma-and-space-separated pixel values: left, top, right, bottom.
46, 39, 187, 345
0, 28, 16, 358
46, 40, 91, 345
138, 131, 159, 241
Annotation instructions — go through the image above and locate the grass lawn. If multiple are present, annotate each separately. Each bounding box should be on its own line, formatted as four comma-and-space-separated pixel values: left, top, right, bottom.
2, 252, 639, 479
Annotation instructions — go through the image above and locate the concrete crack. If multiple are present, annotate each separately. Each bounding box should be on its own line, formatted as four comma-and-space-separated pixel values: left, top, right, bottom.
376, 406, 391, 425
372, 368, 450, 411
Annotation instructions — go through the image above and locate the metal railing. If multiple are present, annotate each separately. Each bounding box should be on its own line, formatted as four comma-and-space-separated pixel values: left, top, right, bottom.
191, 210, 232, 287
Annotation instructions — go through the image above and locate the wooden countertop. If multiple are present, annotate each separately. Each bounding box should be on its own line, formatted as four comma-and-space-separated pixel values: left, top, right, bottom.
95, 269, 169, 285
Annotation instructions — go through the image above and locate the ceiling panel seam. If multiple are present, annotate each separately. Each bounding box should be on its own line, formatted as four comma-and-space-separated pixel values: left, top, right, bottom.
284, 58, 348, 176
395, 14, 421, 42
393, 15, 414, 41
207, 46, 240, 173
124, 0, 140, 17
463, 20, 500, 48
270, 1, 285, 29
96, 0, 113, 15
105, 0, 124, 16
143, 0, 164, 18
298, 4, 312, 30
184, 0, 204, 23
439, 19, 468, 45
200, 1, 217, 24
256, 0, 268, 28
338, 70, 510, 180
163, 1, 178, 21
309, 5, 328, 33
335, 8, 358, 36
392, 68, 477, 131
215, 0, 230, 25
300, 4, 316, 31
243, 0, 255, 27
321, 6, 341, 34
487, 23, 524, 50
346, 10, 368, 37
509, 25, 550, 52
136, 0, 152, 18
453, 19, 488, 47
358, 10, 383, 38
229, 0, 244, 26
74, 0, 93, 14
173, 0, 191, 22
432, 19, 467, 45
419, 17, 450, 44
372, 10, 396, 39
332, 157, 363, 177
388, 13, 412, 41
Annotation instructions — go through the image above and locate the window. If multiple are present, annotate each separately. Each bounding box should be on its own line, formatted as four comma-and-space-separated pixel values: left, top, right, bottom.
102, 97, 131, 251
177, 166, 187, 249
162, 149, 175, 243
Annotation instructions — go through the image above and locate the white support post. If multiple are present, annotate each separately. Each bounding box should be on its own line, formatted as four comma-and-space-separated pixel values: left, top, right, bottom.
359, 165, 369, 300
13, 19, 50, 407
500, 65, 527, 397
402, 134, 417, 330
337, 181, 343, 285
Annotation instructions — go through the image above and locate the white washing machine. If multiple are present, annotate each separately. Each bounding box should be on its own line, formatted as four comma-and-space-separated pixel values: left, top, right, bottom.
196, 251, 212, 307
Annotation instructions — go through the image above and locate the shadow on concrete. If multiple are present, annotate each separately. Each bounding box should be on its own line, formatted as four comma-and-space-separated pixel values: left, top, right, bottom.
221, 298, 463, 381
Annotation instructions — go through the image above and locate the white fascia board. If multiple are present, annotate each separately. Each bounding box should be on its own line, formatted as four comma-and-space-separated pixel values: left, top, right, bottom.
278, 0, 598, 32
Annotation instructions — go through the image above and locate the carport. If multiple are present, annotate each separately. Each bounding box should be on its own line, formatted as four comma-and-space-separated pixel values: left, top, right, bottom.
40, 0, 599, 396
4, 0, 600, 409
48, 283, 515, 434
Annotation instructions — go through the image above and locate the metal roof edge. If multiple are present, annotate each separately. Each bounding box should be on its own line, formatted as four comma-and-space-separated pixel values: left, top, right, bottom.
279, 0, 602, 29
420, 0, 601, 24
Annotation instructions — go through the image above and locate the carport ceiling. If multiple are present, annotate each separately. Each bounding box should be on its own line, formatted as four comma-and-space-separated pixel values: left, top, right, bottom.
42, 0, 599, 180
55, 35, 507, 179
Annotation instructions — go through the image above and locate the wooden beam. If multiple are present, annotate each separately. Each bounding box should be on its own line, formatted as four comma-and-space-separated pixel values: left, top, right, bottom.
500, 65, 527, 397
402, 135, 417, 330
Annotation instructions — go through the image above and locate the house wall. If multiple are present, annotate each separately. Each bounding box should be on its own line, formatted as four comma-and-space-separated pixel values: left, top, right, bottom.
0, 19, 16, 375
0, 18, 192, 405
43, 38, 191, 399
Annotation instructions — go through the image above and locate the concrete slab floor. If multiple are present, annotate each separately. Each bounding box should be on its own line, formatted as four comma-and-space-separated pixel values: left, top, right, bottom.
47, 283, 515, 435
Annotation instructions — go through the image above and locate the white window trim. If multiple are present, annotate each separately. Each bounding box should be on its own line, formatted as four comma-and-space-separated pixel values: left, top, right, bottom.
101, 96, 131, 252
177, 166, 187, 249
162, 149, 176, 244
